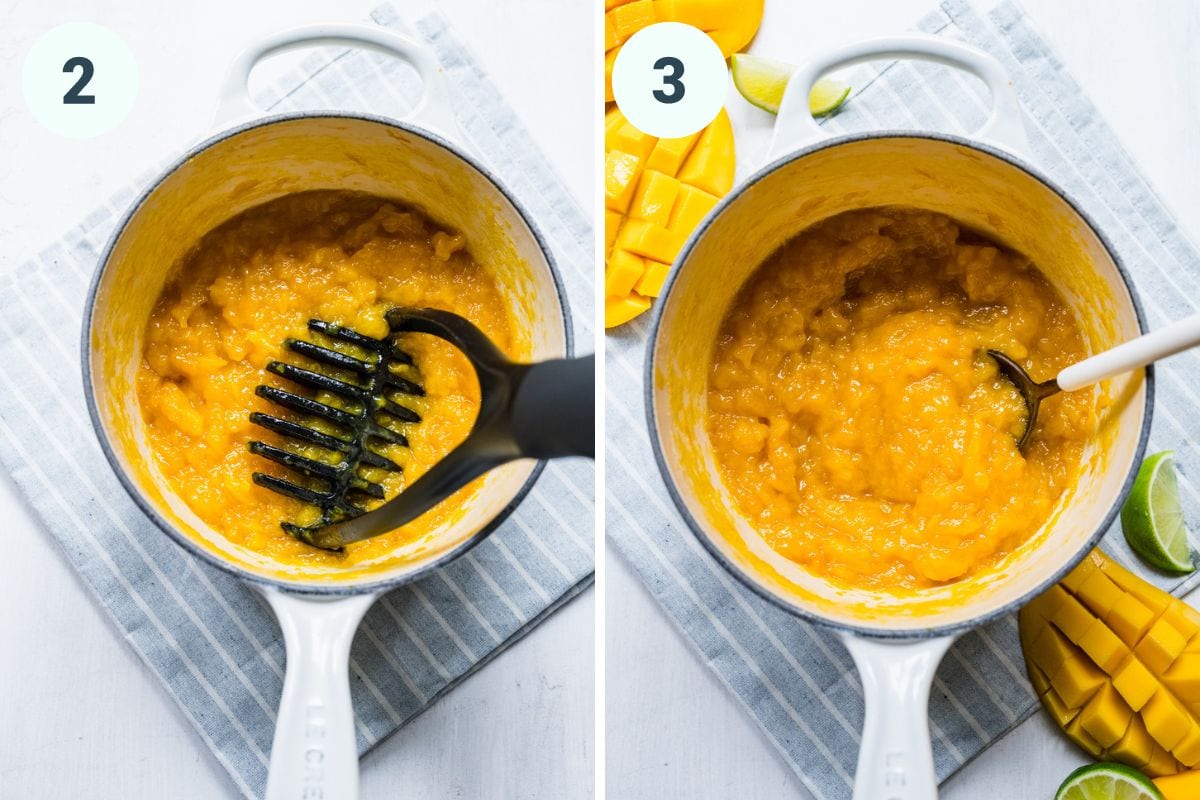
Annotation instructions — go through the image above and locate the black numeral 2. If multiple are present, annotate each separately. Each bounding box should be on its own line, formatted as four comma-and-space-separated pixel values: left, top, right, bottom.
63, 56, 96, 105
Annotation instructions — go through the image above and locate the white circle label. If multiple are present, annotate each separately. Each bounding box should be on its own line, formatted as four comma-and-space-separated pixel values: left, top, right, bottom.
22, 22, 138, 140
612, 22, 728, 139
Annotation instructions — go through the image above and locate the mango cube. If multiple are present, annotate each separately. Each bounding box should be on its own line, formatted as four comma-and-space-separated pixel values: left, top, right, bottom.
1079, 619, 1131, 675
1113, 656, 1158, 712
1079, 683, 1133, 748
645, 132, 701, 176
1061, 552, 1100, 594
1106, 592, 1157, 645
1109, 717, 1155, 768
610, 120, 657, 161
1166, 654, 1200, 703
1027, 625, 1079, 677
1138, 619, 1189, 676
1164, 599, 1200, 638
1146, 746, 1183, 778
633, 260, 672, 298
605, 210, 622, 253
658, 0, 743, 29
1076, 568, 1124, 618
1032, 584, 1073, 624
605, 150, 642, 214
1052, 590, 1100, 643
605, 250, 645, 299
1065, 714, 1103, 753
1144, 689, 1191, 752
1173, 721, 1200, 766
1052, 655, 1107, 708
678, 111, 735, 197
616, 219, 687, 264
609, 0, 656, 41
1042, 686, 1079, 728
631, 171, 680, 226
668, 185, 720, 234
1101, 556, 1171, 617
1028, 663, 1050, 696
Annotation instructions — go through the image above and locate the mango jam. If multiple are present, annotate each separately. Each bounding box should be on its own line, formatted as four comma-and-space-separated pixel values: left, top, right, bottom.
137, 190, 514, 569
707, 208, 1096, 591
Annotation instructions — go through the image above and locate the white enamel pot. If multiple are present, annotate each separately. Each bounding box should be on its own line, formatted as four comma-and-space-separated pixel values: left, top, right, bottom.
82, 25, 571, 800
646, 35, 1153, 800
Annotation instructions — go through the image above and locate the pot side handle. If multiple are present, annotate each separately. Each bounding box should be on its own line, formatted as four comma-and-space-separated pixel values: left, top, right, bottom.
214, 23, 461, 141
839, 632, 958, 800
765, 34, 1029, 162
259, 587, 380, 800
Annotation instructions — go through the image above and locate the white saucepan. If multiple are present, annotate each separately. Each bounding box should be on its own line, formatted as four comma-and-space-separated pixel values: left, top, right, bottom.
647, 34, 1152, 800
84, 24, 573, 800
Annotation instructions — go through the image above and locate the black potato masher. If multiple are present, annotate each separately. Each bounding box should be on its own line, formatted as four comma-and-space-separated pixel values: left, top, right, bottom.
249, 307, 594, 551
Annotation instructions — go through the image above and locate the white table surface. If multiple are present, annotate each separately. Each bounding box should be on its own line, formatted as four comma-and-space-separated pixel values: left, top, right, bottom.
606, 1, 1200, 798
0, 1, 593, 799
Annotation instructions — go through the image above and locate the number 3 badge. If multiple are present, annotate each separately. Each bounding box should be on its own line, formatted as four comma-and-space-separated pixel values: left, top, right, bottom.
612, 21, 728, 139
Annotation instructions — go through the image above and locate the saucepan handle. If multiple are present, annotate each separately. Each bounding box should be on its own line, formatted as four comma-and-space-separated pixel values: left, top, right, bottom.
839, 632, 958, 800
214, 23, 461, 142
260, 587, 380, 800
766, 34, 1028, 162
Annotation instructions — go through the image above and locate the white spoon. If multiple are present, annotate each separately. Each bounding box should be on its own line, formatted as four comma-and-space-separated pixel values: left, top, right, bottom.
988, 311, 1200, 448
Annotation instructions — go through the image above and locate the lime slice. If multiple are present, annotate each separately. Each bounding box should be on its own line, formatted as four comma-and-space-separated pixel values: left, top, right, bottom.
731, 53, 851, 116
1122, 451, 1195, 574
1055, 763, 1163, 800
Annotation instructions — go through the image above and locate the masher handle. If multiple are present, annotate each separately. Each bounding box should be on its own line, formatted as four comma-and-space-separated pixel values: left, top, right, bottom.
511, 354, 596, 459
1058, 310, 1200, 391
312, 443, 508, 548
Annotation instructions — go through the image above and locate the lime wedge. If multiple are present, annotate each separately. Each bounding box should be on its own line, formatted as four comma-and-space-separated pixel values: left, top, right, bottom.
731, 53, 851, 116
1121, 451, 1195, 574
1056, 763, 1163, 800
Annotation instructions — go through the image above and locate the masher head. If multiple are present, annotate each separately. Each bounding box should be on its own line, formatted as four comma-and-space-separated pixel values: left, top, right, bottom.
248, 318, 424, 549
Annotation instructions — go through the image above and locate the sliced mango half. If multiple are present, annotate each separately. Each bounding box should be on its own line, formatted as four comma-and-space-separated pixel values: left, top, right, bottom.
1020, 549, 1200, 777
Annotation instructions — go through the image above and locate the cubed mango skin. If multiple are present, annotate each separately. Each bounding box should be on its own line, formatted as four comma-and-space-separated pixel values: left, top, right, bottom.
1019, 549, 1200, 778
603, 1, 749, 328
604, 107, 733, 328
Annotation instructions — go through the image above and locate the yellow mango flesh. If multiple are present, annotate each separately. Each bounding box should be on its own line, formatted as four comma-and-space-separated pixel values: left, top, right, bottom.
137, 192, 512, 568
1019, 549, 1200, 776
1157, 769, 1200, 800
604, 107, 733, 328
604, 0, 764, 102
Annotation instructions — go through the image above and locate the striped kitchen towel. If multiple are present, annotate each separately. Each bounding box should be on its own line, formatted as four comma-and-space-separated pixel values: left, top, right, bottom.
0, 4, 592, 798
606, 1, 1200, 798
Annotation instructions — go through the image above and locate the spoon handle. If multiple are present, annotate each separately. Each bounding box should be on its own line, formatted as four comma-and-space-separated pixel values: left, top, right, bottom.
1057, 310, 1200, 391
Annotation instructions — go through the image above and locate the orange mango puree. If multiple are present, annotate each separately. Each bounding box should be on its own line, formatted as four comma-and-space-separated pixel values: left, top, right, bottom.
137, 190, 514, 569
707, 208, 1096, 591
